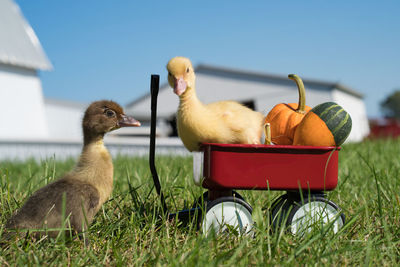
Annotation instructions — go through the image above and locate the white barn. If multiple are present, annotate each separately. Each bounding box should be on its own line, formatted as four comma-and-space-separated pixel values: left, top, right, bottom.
126, 64, 370, 143
0, 0, 52, 140
0, 0, 87, 143
44, 98, 87, 140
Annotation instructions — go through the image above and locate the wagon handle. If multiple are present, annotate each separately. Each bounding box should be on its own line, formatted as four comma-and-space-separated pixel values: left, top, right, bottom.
149, 74, 168, 213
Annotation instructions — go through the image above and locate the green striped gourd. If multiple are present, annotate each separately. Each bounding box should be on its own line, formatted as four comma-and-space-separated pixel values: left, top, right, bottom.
293, 102, 352, 146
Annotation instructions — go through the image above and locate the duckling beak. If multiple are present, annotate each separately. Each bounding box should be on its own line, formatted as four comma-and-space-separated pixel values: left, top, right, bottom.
174, 77, 187, 96
118, 115, 141, 127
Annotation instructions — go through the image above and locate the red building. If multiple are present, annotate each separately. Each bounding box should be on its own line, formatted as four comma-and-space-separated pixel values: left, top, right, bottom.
369, 118, 400, 138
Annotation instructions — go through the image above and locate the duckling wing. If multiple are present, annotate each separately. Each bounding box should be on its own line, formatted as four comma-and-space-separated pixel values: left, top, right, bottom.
5, 179, 100, 234
204, 100, 263, 144
58, 180, 100, 232
206, 101, 262, 131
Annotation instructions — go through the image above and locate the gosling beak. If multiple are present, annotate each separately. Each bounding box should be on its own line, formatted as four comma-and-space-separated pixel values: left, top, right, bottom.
118, 114, 141, 127
173, 77, 187, 96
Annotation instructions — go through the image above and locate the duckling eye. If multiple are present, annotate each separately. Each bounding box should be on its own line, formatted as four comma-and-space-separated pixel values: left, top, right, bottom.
186, 68, 190, 73
168, 72, 172, 76
105, 109, 115, 118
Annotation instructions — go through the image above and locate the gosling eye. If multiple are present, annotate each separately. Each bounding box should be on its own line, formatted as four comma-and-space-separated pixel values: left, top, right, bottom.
168, 72, 172, 76
186, 68, 190, 73
105, 109, 116, 118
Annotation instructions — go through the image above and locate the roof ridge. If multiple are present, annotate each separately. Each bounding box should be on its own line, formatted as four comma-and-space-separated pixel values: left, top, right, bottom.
195, 63, 363, 98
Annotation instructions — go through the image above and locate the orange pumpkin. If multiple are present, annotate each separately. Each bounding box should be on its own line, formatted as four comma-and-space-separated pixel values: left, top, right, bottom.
293, 111, 335, 146
264, 74, 312, 145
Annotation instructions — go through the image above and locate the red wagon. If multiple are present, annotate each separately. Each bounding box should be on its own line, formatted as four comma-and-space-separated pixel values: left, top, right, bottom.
149, 75, 345, 235
192, 143, 345, 235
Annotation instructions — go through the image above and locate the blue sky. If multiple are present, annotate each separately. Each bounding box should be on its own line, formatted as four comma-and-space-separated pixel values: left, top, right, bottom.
16, 0, 400, 117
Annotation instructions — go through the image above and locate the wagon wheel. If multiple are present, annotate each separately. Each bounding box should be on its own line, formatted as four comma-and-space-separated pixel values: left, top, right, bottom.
201, 196, 253, 235
191, 190, 244, 209
270, 193, 294, 230
287, 196, 345, 235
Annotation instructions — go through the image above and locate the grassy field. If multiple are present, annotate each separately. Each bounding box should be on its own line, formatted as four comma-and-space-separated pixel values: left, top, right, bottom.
1, 139, 400, 266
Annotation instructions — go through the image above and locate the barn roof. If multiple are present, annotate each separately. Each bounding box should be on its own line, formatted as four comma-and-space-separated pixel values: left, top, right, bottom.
0, 0, 52, 70
196, 64, 363, 98
127, 64, 363, 111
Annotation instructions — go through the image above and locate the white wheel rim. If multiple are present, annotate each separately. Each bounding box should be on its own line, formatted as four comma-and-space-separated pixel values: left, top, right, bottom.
290, 200, 344, 235
202, 201, 253, 235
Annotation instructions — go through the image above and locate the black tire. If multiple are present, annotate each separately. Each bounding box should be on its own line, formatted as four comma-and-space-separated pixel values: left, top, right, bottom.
270, 194, 294, 230
206, 196, 253, 214
192, 190, 244, 209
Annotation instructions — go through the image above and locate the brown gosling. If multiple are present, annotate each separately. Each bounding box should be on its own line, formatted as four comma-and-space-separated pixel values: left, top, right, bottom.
4, 100, 140, 243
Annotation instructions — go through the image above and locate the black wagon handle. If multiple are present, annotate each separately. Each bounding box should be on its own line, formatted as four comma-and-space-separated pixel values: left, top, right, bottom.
149, 74, 168, 213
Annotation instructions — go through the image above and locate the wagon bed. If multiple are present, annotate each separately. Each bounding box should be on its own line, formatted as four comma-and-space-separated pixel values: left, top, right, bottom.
197, 143, 340, 191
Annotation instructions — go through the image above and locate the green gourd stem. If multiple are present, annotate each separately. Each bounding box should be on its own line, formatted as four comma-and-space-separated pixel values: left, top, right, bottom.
288, 74, 306, 114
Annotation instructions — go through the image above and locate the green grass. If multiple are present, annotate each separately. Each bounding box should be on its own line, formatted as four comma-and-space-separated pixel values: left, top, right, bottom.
1, 139, 400, 266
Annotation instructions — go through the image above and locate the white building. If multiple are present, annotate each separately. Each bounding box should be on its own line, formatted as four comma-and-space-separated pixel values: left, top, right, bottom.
126, 64, 370, 143
44, 98, 87, 140
0, 0, 52, 140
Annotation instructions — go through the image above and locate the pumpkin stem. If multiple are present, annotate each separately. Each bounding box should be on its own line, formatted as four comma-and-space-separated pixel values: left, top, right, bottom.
288, 74, 306, 114
264, 123, 272, 145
